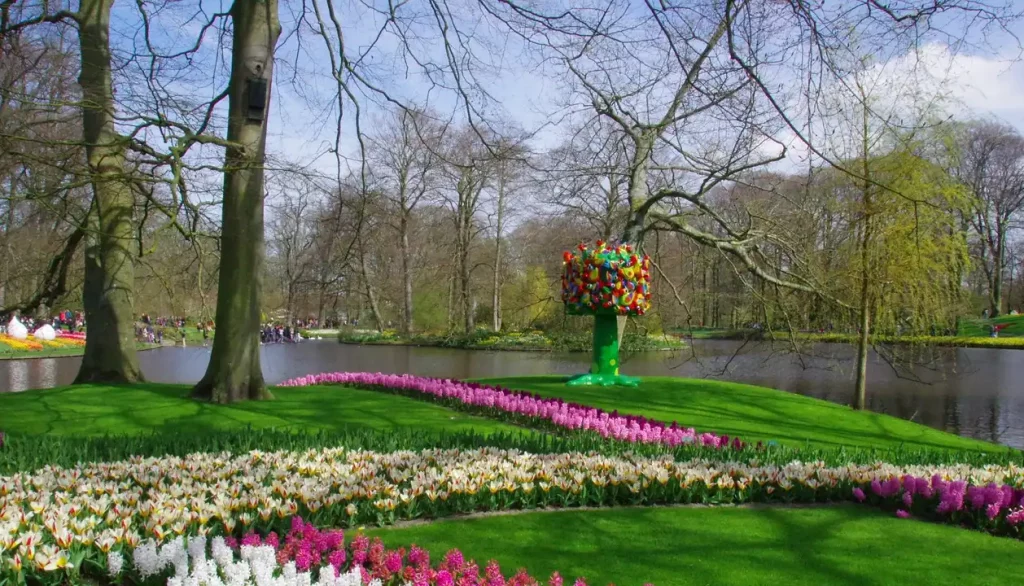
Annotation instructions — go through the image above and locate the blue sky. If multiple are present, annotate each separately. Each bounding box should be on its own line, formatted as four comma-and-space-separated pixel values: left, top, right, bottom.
103, 0, 1024, 186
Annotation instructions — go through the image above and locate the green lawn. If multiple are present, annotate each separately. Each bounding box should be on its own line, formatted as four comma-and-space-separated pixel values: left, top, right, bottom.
0, 377, 1001, 453
367, 506, 1024, 586
0, 383, 523, 436
958, 314, 1024, 337
478, 376, 1001, 452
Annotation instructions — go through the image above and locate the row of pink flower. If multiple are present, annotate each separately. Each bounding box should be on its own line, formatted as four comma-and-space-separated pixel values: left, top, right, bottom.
278, 372, 736, 449
222, 516, 644, 586
56, 330, 85, 340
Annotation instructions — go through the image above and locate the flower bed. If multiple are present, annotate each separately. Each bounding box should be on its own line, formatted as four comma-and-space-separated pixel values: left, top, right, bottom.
110, 517, 601, 586
0, 334, 43, 352
1, 448, 1023, 583
0, 332, 84, 354
278, 372, 733, 449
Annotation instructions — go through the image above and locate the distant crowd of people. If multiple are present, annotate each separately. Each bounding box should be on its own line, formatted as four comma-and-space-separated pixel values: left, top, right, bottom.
0, 310, 84, 334
261, 324, 301, 344
132, 313, 339, 346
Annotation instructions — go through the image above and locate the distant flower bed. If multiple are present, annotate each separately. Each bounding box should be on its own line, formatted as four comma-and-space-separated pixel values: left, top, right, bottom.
1, 448, 1022, 583
0, 332, 84, 354
0, 334, 43, 352
279, 372, 733, 449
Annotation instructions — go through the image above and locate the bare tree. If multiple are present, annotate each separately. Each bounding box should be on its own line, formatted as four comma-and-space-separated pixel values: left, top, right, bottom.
953, 121, 1024, 317
440, 127, 490, 333
488, 140, 529, 332
267, 174, 321, 322
367, 109, 441, 334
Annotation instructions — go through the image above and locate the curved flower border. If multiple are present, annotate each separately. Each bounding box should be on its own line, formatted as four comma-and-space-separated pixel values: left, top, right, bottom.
1, 448, 1023, 584
278, 372, 736, 449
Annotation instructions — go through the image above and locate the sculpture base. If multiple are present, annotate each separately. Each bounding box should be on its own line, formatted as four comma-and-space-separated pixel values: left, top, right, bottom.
565, 373, 641, 387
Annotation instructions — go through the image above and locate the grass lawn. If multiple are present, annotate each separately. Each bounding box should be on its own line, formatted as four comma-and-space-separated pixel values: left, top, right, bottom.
478, 376, 1002, 452
367, 506, 1024, 586
0, 383, 523, 436
958, 314, 1024, 337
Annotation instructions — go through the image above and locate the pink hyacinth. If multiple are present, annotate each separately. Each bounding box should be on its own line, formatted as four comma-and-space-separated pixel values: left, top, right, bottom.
277, 372, 740, 449
896, 509, 911, 519
986, 503, 1003, 520
852, 487, 866, 502
902, 492, 913, 508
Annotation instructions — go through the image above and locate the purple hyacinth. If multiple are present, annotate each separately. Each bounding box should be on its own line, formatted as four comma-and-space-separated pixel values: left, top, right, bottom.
278, 371, 743, 449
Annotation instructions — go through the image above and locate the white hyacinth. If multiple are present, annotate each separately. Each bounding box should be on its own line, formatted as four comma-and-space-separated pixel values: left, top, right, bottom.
107, 551, 124, 577
134, 539, 164, 578
161, 540, 366, 586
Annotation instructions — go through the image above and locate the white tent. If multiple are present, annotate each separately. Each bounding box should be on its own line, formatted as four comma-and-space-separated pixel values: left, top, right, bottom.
7, 317, 28, 340
33, 324, 56, 340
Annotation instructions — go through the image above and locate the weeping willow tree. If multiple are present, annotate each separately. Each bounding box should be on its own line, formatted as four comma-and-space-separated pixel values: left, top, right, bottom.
831, 147, 971, 409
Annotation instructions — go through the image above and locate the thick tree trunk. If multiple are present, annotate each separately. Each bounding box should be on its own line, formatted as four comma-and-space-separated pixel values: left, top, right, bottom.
192, 0, 280, 403
400, 212, 414, 334
74, 0, 143, 384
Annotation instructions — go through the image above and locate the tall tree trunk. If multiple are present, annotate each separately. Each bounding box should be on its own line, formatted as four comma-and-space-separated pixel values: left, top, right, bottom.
492, 235, 501, 331
460, 233, 473, 333
400, 212, 414, 334
491, 177, 504, 332
853, 100, 873, 411
193, 0, 280, 403
359, 242, 385, 332
74, 0, 143, 384
446, 272, 455, 331
853, 284, 871, 411
991, 232, 1005, 316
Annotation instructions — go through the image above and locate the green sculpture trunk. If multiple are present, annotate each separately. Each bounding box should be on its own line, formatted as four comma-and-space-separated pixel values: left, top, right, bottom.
567, 313, 640, 387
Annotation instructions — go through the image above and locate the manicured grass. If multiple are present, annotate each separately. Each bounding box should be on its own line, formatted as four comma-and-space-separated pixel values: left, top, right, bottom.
367, 506, 1024, 586
0, 383, 524, 437
675, 328, 1024, 348
478, 376, 1002, 452
958, 314, 1024, 337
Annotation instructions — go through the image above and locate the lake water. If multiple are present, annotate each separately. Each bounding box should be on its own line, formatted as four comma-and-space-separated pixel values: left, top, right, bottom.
1, 340, 1022, 449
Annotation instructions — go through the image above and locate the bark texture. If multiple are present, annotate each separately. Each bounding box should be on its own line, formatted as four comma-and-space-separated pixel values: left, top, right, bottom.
193, 0, 280, 403
74, 0, 143, 384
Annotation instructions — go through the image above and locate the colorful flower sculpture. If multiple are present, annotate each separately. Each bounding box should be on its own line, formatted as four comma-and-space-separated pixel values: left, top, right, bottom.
561, 240, 652, 387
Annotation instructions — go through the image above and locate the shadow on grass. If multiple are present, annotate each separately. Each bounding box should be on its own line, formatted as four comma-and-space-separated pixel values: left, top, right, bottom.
0, 383, 520, 437
367, 505, 1024, 586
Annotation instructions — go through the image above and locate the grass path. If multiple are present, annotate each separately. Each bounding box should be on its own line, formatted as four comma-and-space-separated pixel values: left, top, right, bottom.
478, 376, 1003, 452
367, 505, 1024, 585
0, 383, 523, 436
